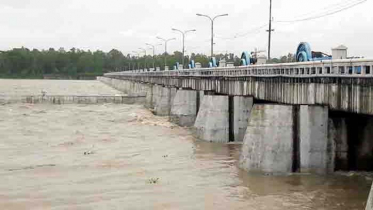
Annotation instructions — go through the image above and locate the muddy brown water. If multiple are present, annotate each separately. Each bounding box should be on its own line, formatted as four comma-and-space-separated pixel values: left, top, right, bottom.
0, 80, 371, 209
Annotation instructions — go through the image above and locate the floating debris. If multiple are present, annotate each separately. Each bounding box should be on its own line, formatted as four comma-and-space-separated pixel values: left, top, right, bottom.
84, 145, 96, 155
84, 150, 95, 155
147, 178, 160, 184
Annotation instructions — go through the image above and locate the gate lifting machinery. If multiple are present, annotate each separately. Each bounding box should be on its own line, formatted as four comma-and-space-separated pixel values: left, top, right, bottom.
295, 42, 332, 62
186, 42, 335, 69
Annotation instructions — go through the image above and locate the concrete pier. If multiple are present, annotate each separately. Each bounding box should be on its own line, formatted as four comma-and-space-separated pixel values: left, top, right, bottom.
357, 118, 373, 170
329, 112, 373, 171
232, 96, 253, 142
239, 104, 333, 174
328, 117, 349, 171
154, 87, 176, 116
239, 105, 295, 173
144, 84, 154, 109
299, 105, 330, 173
97, 77, 373, 175
194, 95, 229, 143
170, 90, 198, 127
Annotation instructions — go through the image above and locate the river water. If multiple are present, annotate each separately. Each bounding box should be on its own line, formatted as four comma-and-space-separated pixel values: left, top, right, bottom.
0, 79, 371, 209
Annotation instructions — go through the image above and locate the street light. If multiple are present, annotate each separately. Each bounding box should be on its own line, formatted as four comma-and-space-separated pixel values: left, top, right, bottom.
156, 36, 176, 69
172, 28, 196, 68
196, 13, 228, 58
146, 43, 162, 69
138, 47, 147, 70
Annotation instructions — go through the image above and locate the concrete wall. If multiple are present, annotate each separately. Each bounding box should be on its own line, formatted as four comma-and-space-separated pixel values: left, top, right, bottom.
233, 96, 254, 142
194, 95, 229, 143
97, 76, 148, 97
0, 95, 145, 105
299, 105, 330, 174
170, 90, 197, 127
239, 105, 295, 174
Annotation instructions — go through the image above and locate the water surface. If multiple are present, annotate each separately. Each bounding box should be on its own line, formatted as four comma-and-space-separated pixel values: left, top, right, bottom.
0, 79, 371, 209
0, 103, 370, 210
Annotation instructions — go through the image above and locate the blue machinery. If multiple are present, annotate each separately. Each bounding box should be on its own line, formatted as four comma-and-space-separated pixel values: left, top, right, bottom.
189, 60, 195, 69
209, 57, 218, 68
295, 42, 332, 62
240, 51, 258, 66
184, 42, 334, 69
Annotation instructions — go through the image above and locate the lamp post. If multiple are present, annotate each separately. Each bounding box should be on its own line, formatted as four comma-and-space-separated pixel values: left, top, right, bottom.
138, 48, 147, 70
156, 36, 176, 69
146, 43, 162, 69
172, 28, 196, 68
196, 13, 228, 58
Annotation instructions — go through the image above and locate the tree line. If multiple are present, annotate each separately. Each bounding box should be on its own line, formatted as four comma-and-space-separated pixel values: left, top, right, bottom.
0, 47, 294, 78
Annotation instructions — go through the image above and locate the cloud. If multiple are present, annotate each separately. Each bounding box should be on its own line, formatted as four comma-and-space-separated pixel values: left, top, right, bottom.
0, 0, 371, 58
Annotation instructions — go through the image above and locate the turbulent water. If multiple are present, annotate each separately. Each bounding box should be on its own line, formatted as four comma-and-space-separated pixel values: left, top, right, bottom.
0, 79, 371, 209
0, 79, 124, 96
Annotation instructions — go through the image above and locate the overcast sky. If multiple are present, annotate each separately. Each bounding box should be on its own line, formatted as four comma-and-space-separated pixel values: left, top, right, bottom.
0, 0, 372, 58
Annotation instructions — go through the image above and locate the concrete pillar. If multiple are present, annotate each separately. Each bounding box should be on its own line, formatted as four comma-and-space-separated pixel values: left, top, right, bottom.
367, 183, 373, 210
197, 91, 205, 113
145, 84, 154, 109
152, 85, 161, 109
328, 117, 349, 171
170, 90, 197, 127
356, 118, 373, 170
154, 87, 176, 116
239, 105, 295, 174
232, 96, 253, 142
299, 105, 330, 174
194, 95, 229, 143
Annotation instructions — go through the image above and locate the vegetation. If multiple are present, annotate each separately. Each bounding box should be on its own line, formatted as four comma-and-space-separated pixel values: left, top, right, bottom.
0, 47, 295, 79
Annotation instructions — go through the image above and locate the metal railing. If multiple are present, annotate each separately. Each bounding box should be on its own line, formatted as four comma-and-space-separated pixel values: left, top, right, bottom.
105, 58, 373, 78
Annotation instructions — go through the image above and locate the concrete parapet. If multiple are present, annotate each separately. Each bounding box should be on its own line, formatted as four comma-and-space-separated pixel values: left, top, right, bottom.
170, 90, 197, 127
239, 105, 295, 173
194, 95, 229, 143
299, 105, 330, 173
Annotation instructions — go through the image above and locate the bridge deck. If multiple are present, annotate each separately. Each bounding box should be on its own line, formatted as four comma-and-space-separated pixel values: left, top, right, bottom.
103, 59, 373, 115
